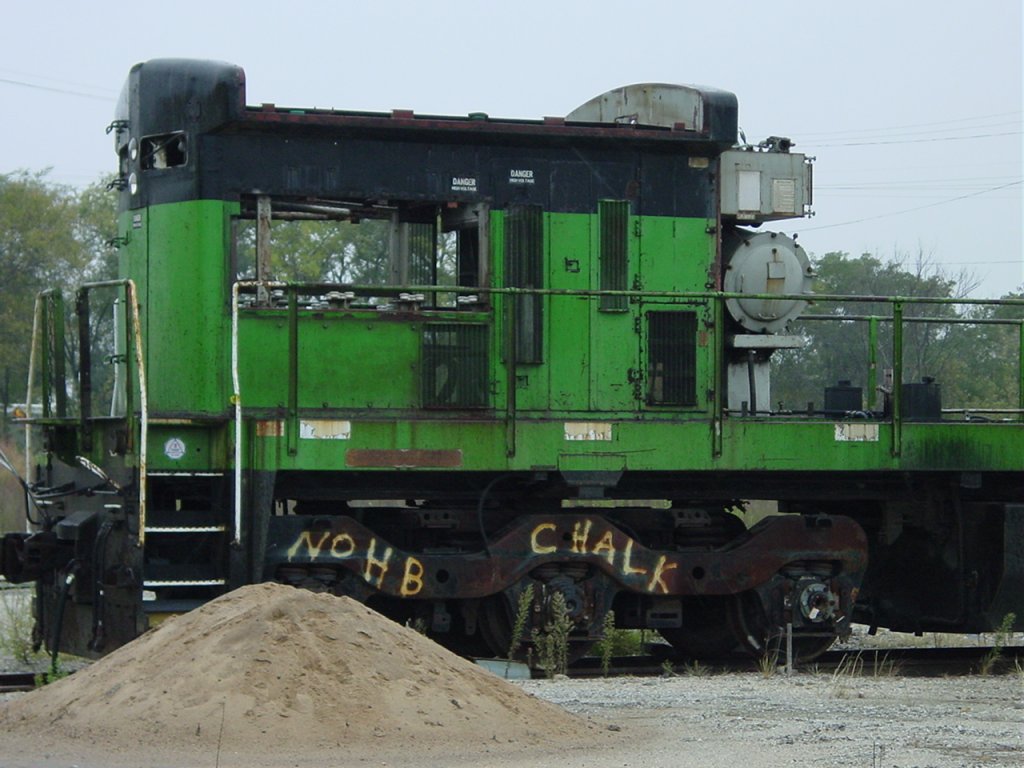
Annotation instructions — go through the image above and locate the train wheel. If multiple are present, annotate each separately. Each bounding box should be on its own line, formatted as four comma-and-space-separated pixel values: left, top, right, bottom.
430, 622, 494, 659
729, 591, 835, 662
660, 596, 742, 659
478, 588, 597, 668
478, 593, 522, 660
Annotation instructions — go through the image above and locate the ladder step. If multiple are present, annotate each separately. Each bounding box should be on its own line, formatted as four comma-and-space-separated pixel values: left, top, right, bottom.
142, 598, 209, 613
147, 471, 226, 477
143, 579, 226, 588
144, 526, 226, 534
145, 508, 228, 528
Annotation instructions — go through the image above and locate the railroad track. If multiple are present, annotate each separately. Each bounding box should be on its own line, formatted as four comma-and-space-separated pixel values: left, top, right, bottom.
567, 644, 1024, 678
0, 672, 39, 693
0, 646, 1018, 692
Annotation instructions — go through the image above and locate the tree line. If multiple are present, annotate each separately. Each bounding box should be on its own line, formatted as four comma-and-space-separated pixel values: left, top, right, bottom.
0, 172, 118, 425
771, 252, 1024, 413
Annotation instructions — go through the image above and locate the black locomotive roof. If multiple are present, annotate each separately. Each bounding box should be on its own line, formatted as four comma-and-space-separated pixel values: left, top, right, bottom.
119, 59, 738, 151
116, 59, 736, 213
230, 102, 732, 149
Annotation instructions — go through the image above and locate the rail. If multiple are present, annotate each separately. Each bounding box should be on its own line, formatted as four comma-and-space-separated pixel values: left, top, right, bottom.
22, 281, 148, 545
231, 280, 287, 547
235, 281, 1024, 449
233, 281, 1024, 307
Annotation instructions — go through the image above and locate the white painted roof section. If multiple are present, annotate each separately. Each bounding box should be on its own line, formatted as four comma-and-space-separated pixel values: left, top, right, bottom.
566, 83, 711, 131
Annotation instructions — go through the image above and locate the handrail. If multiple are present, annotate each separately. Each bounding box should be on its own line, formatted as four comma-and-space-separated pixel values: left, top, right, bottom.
21, 281, 148, 543
231, 282, 242, 547
23, 295, 43, 529
233, 280, 1024, 308
799, 314, 1024, 326
231, 280, 287, 547
125, 280, 148, 548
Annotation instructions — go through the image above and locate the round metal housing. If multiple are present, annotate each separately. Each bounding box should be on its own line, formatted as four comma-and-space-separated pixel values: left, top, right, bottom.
722, 229, 813, 333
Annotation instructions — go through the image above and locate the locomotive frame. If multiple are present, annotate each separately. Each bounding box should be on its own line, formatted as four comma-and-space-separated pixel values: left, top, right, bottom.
2, 59, 1022, 664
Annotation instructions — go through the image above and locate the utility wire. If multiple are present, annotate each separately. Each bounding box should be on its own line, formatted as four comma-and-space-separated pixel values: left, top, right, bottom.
795, 110, 1023, 138
803, 120, 1020, 144
818, 175, 1021, 188
0, 77, 115, 102
794, 180, 1023, 232
939, 259, 1022, 266
805, 130, 1020, 148
0, 67, 117, 95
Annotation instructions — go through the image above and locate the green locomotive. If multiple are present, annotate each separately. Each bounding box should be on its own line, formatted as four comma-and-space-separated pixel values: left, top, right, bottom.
2, 59, 1021, 663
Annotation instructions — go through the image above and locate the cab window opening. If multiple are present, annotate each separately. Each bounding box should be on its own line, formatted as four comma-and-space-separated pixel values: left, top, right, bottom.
232, 196, 487, 310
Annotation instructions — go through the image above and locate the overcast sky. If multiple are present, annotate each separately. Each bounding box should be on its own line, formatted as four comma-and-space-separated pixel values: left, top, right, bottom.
2, 0, 1020, 296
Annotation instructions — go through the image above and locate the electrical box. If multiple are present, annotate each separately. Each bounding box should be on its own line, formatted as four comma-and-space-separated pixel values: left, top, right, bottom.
720, 148, 813, 222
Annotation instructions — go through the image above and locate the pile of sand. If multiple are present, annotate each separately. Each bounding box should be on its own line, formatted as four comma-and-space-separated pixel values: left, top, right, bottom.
1, 584, 591, 762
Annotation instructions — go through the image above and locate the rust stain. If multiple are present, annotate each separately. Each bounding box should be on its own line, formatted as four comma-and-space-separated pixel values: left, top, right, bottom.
345, 449, 463, 468
255, 420, 284, 437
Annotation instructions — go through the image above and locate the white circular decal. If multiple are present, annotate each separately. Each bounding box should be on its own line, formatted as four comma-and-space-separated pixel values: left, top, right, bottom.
164, 438, 187, 461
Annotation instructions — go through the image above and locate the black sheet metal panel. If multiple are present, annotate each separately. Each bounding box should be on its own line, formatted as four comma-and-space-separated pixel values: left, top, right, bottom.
988, 504, 1024, 630
115, 59, 245, 211
116, 60, 734, 216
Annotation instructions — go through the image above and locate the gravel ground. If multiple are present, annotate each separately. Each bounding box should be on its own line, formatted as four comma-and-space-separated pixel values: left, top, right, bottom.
2, 586, 1022, 767
3, 671, 1020, 767
510, 672, 1023, 768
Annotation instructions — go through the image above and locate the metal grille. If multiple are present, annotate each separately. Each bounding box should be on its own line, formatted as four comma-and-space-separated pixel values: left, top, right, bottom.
407, 221, 436, 303
647, 311, 698, 406
599, 200, 629, 311
422, 324, 489, 408
505, 205, 544, 363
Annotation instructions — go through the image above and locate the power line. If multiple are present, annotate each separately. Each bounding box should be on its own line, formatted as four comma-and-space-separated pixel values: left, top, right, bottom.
794, 110, 1023, 139
0, 77, 115, 102
800, 120, 1020, 145
939, 259, 1022, 265
818, 179, 1022, 197
0, 68, 117, 95
821, 189, 1021, 194
823, 160, 1019, 175
818, 175, 1021, 188
805, 130, 1021, 148
821, 184, 1020, 192
793, 180, 1024, 232
820, 194, 1020, 201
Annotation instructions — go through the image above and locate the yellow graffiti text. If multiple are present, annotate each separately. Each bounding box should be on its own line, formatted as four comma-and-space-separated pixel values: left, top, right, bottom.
530, 522, 557, 554
647, 555, 678, 594
400, 556, 425, 597
364, 538, 393, 588
527, 518, 679, 594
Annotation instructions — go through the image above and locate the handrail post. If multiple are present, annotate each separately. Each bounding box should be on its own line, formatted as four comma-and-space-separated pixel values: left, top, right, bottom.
504, 285, 517, 458
125, 280, 148, 548
23, 295, 43, 524
712, 294, 724, 458
229, 279, 286, 548
231, 282, 243, 547
40, 296, 52, 419
892, 301, 903, 457
867, 316, 879, 411
76, 289, 92, 449
51, 293, 67, 419
287, 286, 299, 456
1018, 320, 1024, 421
